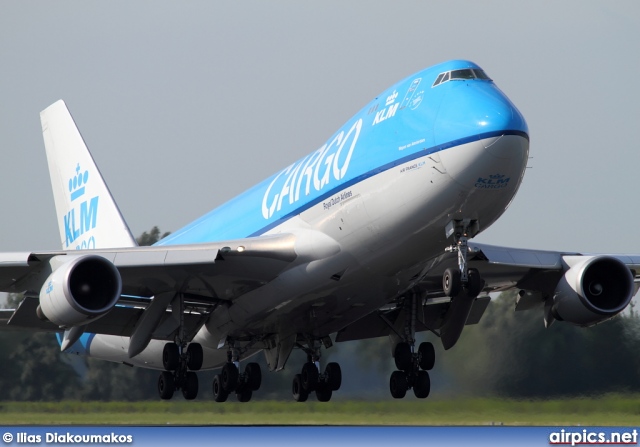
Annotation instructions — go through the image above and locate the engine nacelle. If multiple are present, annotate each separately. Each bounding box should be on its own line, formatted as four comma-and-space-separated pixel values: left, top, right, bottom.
552, 255, 634, 327
39, 255, 122, 328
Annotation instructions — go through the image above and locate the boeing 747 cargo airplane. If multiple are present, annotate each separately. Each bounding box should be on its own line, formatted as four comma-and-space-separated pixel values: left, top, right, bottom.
1, 60, 637, 402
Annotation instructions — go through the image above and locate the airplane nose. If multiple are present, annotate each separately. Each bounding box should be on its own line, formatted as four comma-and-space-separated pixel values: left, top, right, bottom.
434, 82, 528, 144
435, 82, 529, 189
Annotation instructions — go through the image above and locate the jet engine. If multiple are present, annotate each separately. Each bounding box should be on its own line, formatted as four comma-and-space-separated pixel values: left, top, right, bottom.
551, 255, 634, 327
38, 255, 122, 328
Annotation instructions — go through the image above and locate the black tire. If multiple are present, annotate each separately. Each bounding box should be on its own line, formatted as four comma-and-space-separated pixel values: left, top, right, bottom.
236, 388, 253, 402
158, 371, 175, 400
443, 267, 461, 297
301, 362, 319, 392
325, 362, 342, 391
187, 343, 203, 371
394, 342, 412, 371
221, 363, 239, 393
389, 370, 407, 399
418, 342, 435, 371
212, 374, 228, 402
292, 374, 308, 402
465, 268, 484, 297
413, 370, 431, 399
162, 343, 180, 371
315, 383, 332, 402
245, 362, 262, 391
182, 371, 198, 400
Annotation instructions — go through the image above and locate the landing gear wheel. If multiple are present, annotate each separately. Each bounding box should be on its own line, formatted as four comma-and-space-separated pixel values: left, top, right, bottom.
443, 268, 461, 297
292, 374, 308, 402
221, 363, 239, 393
394, 342, 412, 371
162, 342, 180, 371
181, 371, 198, 400
413, 371, 431, 399
158, 371, 175, 400
212, 374, 228, 402
325, 362, 342, 391
465, 268, 483, 297
301, 362, 319, 392
389, 370, 408, 399
418, 342, 435, 371
186, 343, 203, 371
315, 383, 332, 402
245, 362, 262, 391
236, 388, 253, 402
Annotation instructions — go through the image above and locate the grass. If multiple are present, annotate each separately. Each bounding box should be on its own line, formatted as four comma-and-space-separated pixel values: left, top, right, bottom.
0, 396, 639, 425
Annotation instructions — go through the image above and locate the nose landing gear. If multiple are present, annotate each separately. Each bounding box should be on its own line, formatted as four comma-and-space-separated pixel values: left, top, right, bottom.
443, 219, 484, 298
440, 219, 486, 350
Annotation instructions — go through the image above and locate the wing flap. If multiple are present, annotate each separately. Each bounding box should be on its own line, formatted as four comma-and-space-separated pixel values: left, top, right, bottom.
335, 296, 490, 343
471, 243, 565, 269
4, 297, 206, 341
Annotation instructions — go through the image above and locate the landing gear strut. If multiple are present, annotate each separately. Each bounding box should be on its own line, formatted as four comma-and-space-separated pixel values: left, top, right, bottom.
440, 219, 486, 350
443, 219, 483, 298
211, 344, 262, 403
292, 340, 341, 402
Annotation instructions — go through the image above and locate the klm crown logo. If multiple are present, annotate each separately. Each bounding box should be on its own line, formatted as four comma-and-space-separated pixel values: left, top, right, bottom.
385, 90, 398, 106
69, 164, 89, 202
489, 174, 505, 180
63, 163, 99, 249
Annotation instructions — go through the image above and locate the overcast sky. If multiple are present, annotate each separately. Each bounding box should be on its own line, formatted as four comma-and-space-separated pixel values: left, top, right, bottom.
1, 1, 639, 254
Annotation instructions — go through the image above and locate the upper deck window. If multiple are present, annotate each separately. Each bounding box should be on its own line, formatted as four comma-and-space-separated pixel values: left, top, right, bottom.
432, 68, 491, 87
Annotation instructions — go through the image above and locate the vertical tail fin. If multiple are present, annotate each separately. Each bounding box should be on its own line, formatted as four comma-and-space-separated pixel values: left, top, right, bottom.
40, 100, 137, 250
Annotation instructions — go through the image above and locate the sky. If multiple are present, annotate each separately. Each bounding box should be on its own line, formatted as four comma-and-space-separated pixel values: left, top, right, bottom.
1, 1, 639, 255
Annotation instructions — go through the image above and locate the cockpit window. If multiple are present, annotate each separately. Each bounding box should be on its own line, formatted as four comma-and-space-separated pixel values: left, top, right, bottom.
432, 68, 492, 87
450, 69, 475, 80
473, 69, 491, 80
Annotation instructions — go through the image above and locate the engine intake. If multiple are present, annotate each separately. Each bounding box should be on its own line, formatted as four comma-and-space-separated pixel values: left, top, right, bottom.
39, 255, 122, 328
552, 255, 634, 326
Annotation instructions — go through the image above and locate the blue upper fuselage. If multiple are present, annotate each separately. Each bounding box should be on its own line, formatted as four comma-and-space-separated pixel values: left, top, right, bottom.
157, 60, 528, 246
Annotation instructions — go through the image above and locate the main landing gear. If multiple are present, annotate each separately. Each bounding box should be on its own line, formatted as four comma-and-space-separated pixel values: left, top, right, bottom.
390, 341, 434, 399
157, 341, 203, 400
292, 341, 342, 402
387, 292, 434, 399
157, 293, 206, 401
211, 346, 262, 403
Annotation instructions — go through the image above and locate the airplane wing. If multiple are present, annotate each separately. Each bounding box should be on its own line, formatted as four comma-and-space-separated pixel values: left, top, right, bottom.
336, 242, 640, 348
0, 232, 309, 339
